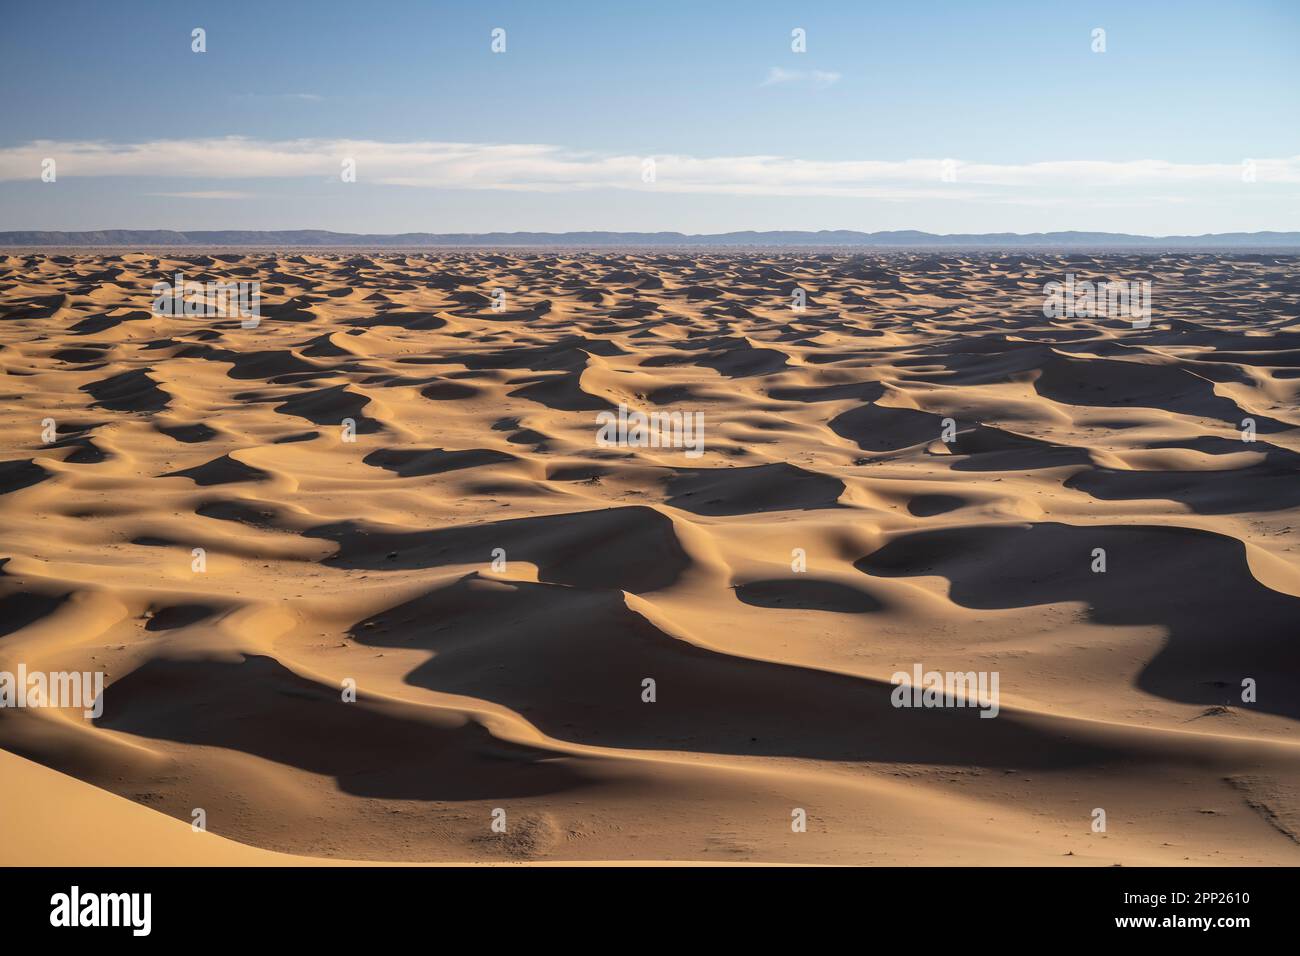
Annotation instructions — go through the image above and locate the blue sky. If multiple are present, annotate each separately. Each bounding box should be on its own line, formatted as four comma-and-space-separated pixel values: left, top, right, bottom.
2, 0, 1297, 234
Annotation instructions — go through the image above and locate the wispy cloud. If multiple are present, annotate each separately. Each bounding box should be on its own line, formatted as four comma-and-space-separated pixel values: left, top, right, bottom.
147, 190, 254, 200
761, 67, 841, 89
2, 138, 1297, 200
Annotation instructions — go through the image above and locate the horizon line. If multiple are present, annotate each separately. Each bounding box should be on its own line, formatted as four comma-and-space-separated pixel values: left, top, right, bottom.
4, 227, 1300, 250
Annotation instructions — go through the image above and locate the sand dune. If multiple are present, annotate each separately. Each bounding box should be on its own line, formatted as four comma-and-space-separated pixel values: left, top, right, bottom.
1, 249, 1298, 865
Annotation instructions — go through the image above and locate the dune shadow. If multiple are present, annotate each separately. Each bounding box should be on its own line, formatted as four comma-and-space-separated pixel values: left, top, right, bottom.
733, 578, 883, 613
855, 522, 1300, 719
95, 654, 586, 800
347, 575, 1124, 769
308, 505, 690, 594
665, 462, 844, 515
1066, 442, 1300, 514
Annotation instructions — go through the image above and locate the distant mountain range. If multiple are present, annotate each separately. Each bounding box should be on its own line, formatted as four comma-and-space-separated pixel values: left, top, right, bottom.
2, 229, 1298, 248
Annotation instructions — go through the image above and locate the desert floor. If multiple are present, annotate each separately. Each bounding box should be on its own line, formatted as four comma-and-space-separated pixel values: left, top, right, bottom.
1, 250, 1298, 865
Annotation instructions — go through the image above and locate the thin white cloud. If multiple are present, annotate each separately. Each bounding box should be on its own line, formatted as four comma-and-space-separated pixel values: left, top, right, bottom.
2, 138, 1297, 200
761, 67, 841, 88
147, 190, 254, 200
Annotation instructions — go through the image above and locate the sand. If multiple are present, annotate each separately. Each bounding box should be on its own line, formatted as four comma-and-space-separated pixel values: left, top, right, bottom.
1, 249, 1298, 865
